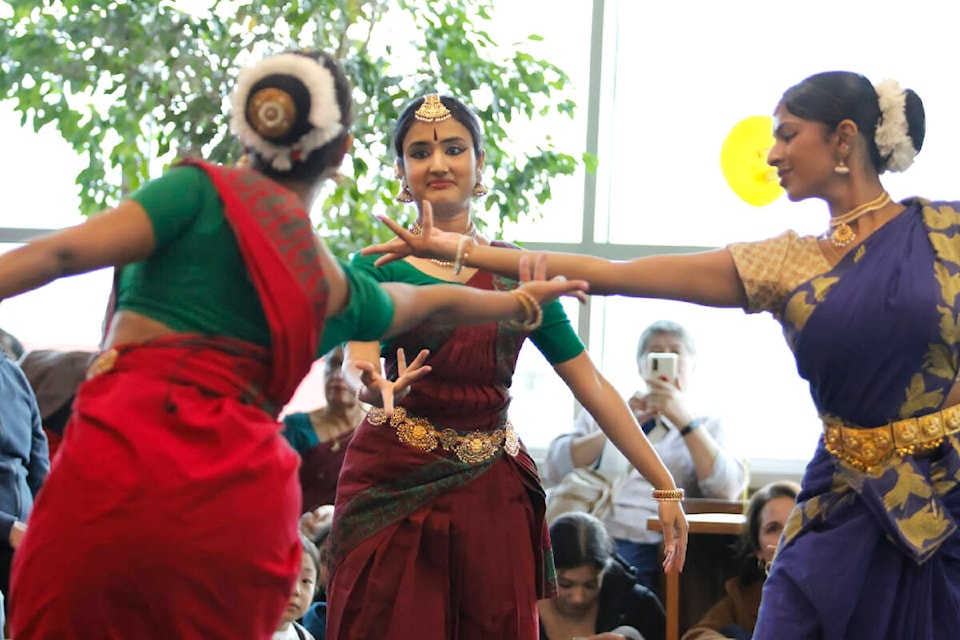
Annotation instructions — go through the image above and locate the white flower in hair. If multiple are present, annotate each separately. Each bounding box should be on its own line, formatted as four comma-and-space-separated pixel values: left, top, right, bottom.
230, 53, 344, 172
874, 79, 917, 173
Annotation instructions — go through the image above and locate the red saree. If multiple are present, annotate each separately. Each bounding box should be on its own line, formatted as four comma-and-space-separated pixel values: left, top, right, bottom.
10, 162, 327, 640
326, 270, 553, 640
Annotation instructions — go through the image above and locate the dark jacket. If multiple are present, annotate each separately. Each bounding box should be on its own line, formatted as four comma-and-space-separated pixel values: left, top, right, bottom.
0, 351, 49, 542
541, 554, 666, 640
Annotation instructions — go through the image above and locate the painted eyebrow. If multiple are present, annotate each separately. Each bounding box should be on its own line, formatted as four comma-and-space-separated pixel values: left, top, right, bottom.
407, 137, 469, 147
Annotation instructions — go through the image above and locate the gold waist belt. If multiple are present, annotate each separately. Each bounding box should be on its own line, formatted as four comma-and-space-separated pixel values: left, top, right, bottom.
823, 404, 960, 471
367, 406, 520, 465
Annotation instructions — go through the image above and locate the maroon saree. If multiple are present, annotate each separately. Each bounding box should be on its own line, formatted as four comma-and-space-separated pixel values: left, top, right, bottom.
327, 269, 553, 640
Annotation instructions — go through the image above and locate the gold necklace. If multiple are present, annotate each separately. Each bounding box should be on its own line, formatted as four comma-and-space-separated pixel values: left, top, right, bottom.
826, 191, 891, 247
410, 219, 477, 267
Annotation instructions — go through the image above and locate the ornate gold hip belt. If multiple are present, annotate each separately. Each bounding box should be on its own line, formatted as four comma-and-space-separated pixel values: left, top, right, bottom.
823, 404, 960, 471
366, 406, 519, 465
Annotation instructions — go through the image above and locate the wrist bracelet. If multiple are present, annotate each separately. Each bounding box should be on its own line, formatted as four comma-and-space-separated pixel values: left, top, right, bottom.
680, 418, 703, 437
452, 235, 475, 275
651, 488, 685, 502
503, 289, 543, 332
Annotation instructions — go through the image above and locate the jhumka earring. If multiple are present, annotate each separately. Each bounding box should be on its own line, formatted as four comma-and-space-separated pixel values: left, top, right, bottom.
834, 157, 851, 175
394, 164, 414, 203
395, 181, 414, 203
472, 169, 488, 198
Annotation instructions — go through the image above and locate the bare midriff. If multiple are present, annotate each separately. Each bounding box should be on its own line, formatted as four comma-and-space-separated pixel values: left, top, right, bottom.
102, 310, 181, 350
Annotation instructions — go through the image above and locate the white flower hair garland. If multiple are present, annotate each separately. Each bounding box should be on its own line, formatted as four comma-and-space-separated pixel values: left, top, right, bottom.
873, 79, 917, 173
230, 53, 344, 171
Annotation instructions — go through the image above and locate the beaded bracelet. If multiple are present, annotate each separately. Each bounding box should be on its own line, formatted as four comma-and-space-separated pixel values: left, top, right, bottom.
651, 488, 685, 502
504, 289, 543, 332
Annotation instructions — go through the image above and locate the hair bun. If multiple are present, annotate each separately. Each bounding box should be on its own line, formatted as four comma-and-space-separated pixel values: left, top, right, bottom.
874, 79, 920, 173
230, 53, 345, 172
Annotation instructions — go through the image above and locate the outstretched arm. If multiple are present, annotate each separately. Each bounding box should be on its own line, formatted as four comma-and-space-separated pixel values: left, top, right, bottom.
363, 201, 749, 308
377, 253, 587, 340
0, 201, 156, 301
554, 351, 688, 574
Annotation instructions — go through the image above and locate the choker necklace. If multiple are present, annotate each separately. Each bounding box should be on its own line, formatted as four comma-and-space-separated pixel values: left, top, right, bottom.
826, 191, 891, 247
410, 219, 477, 268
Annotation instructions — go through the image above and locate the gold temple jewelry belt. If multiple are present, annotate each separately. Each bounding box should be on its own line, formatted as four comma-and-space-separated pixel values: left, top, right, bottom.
366, 406, 520, 465
823, 404, 960, 471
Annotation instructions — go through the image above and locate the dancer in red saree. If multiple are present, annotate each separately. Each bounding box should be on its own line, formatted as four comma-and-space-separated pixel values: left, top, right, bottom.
329, 95, 687, 640
1, 53, 586, 640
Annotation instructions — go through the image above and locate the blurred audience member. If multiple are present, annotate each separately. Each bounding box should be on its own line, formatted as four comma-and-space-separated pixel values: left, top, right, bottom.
18, 349, 94, 460
0, 332, 50, 620
539, 512, 665, 640
681, 480, 800, 640
545, 320, 747, 590
283, 347, 365, 512
302, 518, 333, 639
274, 534, 321, 640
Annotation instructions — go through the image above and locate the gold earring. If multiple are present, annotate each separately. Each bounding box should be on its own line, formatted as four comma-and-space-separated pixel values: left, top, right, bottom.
834, 157, 850, 175
472, 169, 488, 198
395, 181, 414, 203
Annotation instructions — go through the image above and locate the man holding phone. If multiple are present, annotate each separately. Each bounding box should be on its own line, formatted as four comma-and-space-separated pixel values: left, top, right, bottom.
544, 320, 747, 591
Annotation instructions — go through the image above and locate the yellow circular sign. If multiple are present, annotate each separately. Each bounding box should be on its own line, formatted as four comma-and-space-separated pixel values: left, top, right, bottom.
720, 115, 783, 207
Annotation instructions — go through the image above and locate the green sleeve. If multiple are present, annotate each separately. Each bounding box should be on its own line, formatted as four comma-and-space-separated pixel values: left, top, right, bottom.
318, 261, 395, 355
529, 299, 585, 365
126, 166, 208, 248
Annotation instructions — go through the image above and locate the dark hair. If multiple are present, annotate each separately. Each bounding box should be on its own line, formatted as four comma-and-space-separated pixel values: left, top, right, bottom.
736, 480, 800, 583
392, 95, 484, 166
0, 328, 24, 360
549, 512, 613, 572
779, 71, 925, 173
244, 50, 354, 184
636, 320, 696, 363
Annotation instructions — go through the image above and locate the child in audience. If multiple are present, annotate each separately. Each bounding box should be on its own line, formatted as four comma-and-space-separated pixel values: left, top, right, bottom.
274, 535, 321, 640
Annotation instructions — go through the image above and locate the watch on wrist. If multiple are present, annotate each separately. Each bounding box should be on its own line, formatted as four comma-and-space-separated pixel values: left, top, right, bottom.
680, 417, 703, 437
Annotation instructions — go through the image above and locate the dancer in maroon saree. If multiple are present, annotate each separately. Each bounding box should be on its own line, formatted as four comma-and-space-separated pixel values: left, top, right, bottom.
330, 95, 687, 640
0, 53, 587, 640
366, 72, 959, 639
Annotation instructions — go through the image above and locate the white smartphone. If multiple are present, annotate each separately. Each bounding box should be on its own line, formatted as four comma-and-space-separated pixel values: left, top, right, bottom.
646, 352, 679, 384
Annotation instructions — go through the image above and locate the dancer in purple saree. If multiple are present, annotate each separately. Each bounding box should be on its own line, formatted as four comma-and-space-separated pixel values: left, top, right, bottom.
365, 71, 959, 639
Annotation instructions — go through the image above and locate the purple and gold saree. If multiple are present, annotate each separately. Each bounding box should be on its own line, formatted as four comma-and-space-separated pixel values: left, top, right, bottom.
729, 199, 960, 639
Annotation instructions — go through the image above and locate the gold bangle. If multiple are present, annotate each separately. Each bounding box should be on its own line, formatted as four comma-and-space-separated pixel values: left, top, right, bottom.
452, 235, 475, 275
503, 289, 543, 332
651, 488, 685, 502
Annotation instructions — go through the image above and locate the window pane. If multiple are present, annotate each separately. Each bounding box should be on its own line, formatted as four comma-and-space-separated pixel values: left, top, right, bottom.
599, 0, 960, 247
0, 102, 87, 229
490, 0, 591, 244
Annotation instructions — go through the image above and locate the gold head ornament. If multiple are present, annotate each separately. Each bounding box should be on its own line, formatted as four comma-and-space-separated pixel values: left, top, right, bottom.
414, 94, 452, 123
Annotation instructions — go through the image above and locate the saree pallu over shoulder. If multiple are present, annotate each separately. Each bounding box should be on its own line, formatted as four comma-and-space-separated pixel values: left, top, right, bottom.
178, 160, 328, 410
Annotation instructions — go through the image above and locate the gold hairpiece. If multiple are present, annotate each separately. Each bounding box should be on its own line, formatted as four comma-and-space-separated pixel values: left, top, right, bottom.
247, 87, 297, 140
414, 94, 452, 123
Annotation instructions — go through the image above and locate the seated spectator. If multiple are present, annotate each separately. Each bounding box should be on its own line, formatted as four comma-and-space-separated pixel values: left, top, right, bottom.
282, 347, 365, 512
301, 518, 333, 639
539, 512, 665, 640
681, 480, 800, 640
274, 534, 321, 640
0, 333, 50, 622
544, 320, 747, 591
18, 348, 95, 460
